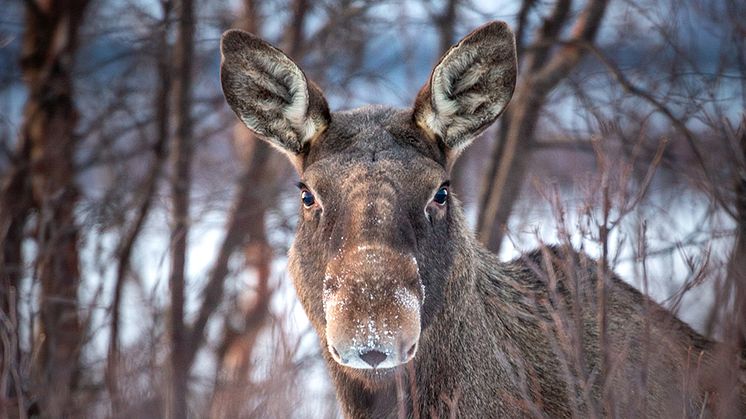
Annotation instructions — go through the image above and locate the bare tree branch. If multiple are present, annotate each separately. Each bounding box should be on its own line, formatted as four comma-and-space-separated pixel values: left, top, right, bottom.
106, 0, 172, 411
578, 40, 737, 219
477, 0, 610, 251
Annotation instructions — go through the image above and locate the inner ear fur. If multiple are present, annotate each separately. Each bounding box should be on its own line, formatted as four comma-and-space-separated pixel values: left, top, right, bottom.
220, 29, 330, 156
413, 21, 517, 154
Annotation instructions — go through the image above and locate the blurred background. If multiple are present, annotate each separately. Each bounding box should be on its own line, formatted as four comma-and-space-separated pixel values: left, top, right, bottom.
0, 0, 744, 417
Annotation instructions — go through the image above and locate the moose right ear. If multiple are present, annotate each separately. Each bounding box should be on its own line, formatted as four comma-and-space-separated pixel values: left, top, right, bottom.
220, 30, 330, 157
413, 21, 516, 157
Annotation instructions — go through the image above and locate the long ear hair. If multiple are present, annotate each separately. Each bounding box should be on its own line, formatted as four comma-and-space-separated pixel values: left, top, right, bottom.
220, 29, 330, 158
413, 21, 516, 158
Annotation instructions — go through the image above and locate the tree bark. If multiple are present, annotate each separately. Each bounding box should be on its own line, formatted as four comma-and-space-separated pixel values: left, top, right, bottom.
167, 0, 194, 416
733, 99, 746, 372
14, 0, 91, 416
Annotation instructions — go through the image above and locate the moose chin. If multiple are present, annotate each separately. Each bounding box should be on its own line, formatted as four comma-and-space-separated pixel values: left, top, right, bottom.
220, 21, 745, 419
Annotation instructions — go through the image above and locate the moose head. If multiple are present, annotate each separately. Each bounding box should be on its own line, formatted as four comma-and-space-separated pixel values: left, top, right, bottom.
220, 21, 516, 381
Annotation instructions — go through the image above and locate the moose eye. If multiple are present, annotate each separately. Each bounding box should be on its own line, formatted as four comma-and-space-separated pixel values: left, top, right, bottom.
301, 190, 316, 208
432, 187, 448, 206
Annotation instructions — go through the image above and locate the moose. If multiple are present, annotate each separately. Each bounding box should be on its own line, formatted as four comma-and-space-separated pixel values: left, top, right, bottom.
220, 21, 744, 418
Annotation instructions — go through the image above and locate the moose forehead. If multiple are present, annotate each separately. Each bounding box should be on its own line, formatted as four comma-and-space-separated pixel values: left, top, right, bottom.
220, 20, 517, 207
302, 106, 447, 181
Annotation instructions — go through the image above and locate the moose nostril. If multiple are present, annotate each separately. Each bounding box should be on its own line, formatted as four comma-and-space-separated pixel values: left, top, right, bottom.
331, 346, 341, 359
359, 349, 387, 368
407, 343, 417, 358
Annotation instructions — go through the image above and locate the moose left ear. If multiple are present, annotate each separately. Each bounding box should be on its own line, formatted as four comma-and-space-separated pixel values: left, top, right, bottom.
220, 29, 330, 159
413, 21, 517, 154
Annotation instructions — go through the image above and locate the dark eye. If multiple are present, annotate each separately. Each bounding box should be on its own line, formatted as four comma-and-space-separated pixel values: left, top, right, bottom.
301, 190, 316, 208
433, 187, 448, 206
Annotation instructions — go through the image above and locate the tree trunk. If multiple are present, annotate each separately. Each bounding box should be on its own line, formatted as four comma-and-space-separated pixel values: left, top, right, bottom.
731, 117, 746, 353
476, 90, 542, 250
167, 0, 194, 416
719, 119, 746, 417
16, 0, 90, 416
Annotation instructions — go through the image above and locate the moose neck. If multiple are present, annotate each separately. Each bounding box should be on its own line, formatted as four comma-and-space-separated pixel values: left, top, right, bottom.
319, 207, 519, 418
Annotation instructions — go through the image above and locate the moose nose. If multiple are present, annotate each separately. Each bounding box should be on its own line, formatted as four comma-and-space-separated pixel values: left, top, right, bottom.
329, 340, 417, 369
323, 245, 422, 370
359, 349, 387, 368
327, 332, 419, 370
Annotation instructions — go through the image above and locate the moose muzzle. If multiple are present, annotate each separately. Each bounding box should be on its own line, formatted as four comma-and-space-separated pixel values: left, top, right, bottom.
323, 245, 422, 369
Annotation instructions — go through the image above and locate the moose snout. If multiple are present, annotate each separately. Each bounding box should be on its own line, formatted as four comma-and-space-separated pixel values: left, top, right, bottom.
326, 303, 421, 370
323, 245, 423, 370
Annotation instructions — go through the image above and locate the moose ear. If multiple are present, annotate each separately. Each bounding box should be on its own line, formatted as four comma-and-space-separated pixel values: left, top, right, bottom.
413, 21, 516, 153
220, 29, 330, 156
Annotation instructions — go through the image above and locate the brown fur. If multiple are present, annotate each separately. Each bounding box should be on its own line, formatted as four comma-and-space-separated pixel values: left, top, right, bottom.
220, 22, 745, 418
